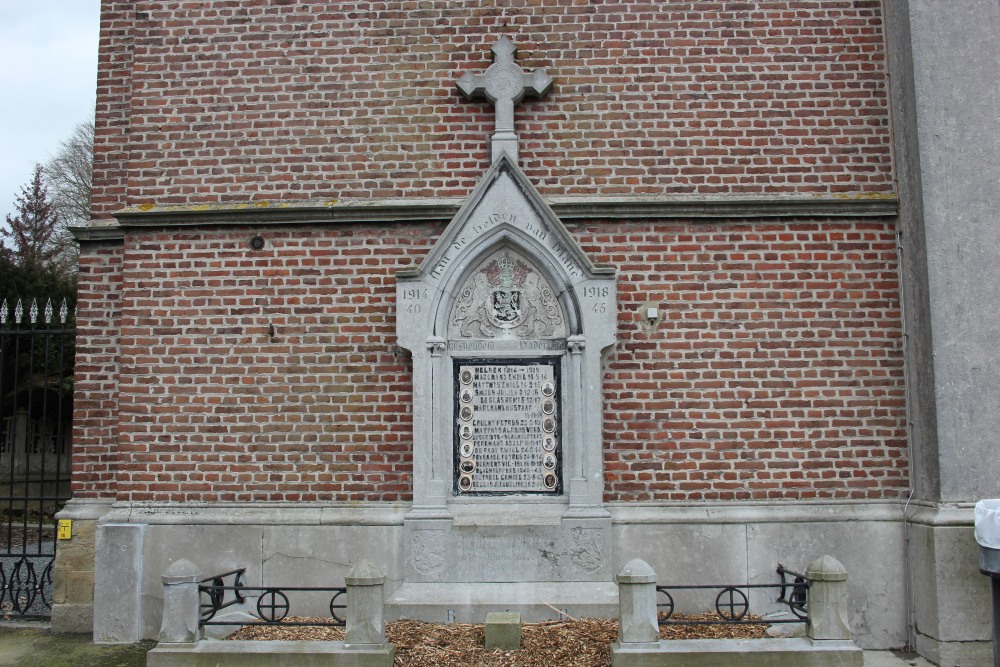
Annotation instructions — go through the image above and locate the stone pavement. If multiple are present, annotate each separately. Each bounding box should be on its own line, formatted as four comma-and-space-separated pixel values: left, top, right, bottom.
866, 651, 935, 667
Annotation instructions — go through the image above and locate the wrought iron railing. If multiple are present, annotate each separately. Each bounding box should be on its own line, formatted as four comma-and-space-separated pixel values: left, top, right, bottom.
0, 298, 75, 619
199, 568, 347, 627
656, 565, 809, 626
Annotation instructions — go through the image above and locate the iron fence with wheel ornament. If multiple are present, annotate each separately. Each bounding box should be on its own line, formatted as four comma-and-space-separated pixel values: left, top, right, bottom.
199, 567, 346, 627
656, 565, 809, 626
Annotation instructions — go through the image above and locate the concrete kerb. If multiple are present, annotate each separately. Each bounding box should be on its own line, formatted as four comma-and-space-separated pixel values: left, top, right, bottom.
610, 555, 864, 667
146, 559, 396, 667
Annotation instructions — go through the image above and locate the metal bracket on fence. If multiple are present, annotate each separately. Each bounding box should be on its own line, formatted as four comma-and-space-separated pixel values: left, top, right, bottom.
776, 563, 809, 618
199, 568, 246, 622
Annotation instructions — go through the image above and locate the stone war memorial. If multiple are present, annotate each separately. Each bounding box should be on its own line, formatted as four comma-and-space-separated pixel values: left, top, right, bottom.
53, 2, 1000, 666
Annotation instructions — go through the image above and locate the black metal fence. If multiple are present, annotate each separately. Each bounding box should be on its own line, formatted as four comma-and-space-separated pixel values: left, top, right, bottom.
657, 565, 809, 626
200, 567, 347, 628
0, 298, 74, 618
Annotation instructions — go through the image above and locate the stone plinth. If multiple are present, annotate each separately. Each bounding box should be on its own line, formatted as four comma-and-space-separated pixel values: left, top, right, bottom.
485, 612, 521, 650
403, 506, 611, 584
805, 555, 851, 641
616, 559, 658, 647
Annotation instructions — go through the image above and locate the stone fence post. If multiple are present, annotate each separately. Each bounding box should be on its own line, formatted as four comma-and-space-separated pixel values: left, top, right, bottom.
616, 558, 660, 647
806, 554, 852, 640
158, 559, 202, 644
345, 559, 388, 647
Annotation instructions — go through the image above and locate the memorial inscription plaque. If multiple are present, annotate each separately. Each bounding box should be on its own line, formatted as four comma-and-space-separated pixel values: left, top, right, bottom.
453, 359, 561, 495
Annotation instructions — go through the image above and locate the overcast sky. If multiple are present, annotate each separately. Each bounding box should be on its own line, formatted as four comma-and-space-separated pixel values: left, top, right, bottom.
0, 2, 100, 221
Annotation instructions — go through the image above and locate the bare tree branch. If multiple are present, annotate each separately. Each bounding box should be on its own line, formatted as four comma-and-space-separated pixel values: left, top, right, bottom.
45, 120, 93, 227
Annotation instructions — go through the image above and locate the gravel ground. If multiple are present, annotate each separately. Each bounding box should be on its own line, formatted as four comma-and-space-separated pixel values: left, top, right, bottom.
229, 614, 770, 667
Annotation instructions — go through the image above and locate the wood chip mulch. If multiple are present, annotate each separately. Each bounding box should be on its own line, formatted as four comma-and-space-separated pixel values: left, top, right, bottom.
227, 613, 769, 667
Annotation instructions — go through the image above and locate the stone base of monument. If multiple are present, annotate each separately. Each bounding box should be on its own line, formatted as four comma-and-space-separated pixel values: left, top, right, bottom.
147, 641, 395, 667
384, 581, 618, 623
393, 503, 616, 622
610, 638, 862, 667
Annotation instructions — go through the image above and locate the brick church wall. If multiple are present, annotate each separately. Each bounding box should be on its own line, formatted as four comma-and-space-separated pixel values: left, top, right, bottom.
105, 220, 904, 503
91, 2, 135, 220
71, 242, 124, 498
90, 0, 891, 218
81, 1, 906, 504
595, 220, 905, 501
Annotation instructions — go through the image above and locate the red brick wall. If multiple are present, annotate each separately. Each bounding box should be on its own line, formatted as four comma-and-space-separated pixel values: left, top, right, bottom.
85, 1, 904, 503
106, 221, 905, 503
114, 226, 427, 502
596, 220, 907, 501
71, 242, 124, 498
91, 2, 134, 220
92, 0, 891, 217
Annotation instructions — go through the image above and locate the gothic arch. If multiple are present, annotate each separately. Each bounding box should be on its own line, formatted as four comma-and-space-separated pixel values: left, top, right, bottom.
429, 231, 583, 341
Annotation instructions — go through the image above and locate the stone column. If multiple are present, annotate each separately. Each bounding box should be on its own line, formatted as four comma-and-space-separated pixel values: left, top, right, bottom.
564, 335, 587, 506
157, 559, 202, 644
345, 559, 387, 646
616, 558, 660, 647
806, 555, 851, 641
883, 2, 1000, 663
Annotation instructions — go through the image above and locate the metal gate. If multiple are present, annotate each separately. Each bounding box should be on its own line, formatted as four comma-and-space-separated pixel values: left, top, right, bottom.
0, 298, 74, 618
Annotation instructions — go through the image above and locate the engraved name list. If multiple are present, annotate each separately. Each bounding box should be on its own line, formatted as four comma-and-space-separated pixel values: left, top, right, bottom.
454, 361, 560, 494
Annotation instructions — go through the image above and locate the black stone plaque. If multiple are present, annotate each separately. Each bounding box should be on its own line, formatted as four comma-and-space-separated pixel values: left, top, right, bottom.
453, 358, 561, 495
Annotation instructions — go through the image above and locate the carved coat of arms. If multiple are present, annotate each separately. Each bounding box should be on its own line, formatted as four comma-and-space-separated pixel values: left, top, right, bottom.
410, 529, 445, 575
570, 526, 605, 573
450, 250, 566, 339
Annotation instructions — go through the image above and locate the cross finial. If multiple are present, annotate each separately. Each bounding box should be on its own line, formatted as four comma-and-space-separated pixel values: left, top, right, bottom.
456, 36, 553, 163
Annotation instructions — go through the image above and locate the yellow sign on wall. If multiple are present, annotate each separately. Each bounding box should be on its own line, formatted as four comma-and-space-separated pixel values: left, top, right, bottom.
57, 519, 73, 540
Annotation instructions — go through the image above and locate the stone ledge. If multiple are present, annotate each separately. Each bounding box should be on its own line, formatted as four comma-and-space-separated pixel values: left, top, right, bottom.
96, 499, 907, 526
99, 502, 409, 526
609, 500, 905, 524
55, 497, 116, 521
610, 638, 862, 667
71, 194, 898, 238
147, 640, 395, 667
904, 502, 976, 527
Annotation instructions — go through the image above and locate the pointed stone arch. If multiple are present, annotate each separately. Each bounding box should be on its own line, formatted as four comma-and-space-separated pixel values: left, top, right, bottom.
397, 153, 616, 507
434, 237, 580, 342
392, 154, 617, 614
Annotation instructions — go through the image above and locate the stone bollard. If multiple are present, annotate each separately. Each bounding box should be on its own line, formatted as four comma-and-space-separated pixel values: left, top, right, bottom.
806, 554, 851, 641
616, 558, 660, 647
158, 559, 203, 644
345, 559, 387, 647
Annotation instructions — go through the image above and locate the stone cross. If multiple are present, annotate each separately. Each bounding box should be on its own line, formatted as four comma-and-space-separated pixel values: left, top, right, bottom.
457, 36, 553, 162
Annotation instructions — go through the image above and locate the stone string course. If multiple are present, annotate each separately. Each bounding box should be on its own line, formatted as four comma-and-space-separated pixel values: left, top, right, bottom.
92, 0, 891, 216
73, 221, 906, 503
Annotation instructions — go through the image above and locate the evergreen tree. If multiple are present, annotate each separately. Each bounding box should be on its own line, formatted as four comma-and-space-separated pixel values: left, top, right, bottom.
1, 164, 76, 304
2, 164, 64, 270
